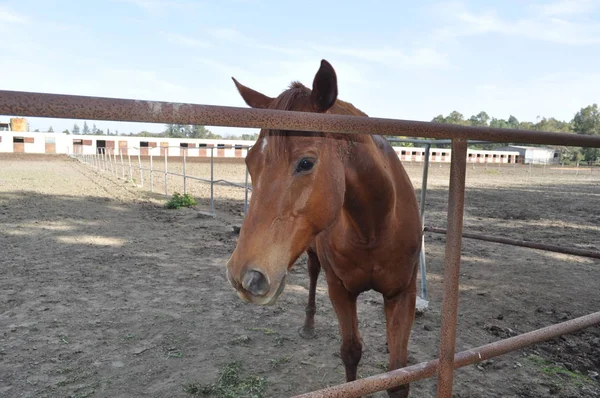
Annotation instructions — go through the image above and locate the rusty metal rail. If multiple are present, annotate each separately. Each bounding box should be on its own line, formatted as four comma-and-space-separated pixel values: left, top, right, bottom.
292, 311, 600, 398
1, 89, 599, 398
424, 226, 600, 260
2, 90, 600, 148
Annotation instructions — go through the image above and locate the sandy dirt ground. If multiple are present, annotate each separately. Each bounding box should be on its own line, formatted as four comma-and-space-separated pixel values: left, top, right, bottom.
0, 153, 598, 398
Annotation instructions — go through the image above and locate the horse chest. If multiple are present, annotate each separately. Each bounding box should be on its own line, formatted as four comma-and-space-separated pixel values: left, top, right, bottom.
315, 238, 416, 295
315, 244, 378, 293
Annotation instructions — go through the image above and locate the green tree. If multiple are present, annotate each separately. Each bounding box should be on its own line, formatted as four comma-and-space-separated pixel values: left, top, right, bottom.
572, 104, 600, 162
48, 126, 54, 132
240, 133, 259, 141
63, 129, 70, 135
82, 121, 90, 134
489, 118, 509, 129
534, 117, 571, 133
137, 131, 157, 137
72, 123, 80, 134
507, 115, 519, 129
468, 111, 490, 127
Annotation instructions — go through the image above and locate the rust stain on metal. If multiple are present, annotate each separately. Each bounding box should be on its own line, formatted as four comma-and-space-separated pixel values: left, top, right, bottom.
436, 139, 468, 398
424, 226, 600, 260
292, 311, 600, 398
2, 90, 600, 148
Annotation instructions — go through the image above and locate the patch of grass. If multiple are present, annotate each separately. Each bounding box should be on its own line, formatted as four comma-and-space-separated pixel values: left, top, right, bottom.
167, 350, 184, 358
247, 327, 276, 335
184, 361, 267, 398
229, 335, 251, 346
526, 355, 594, 387
274, 336, 289, 347
123, 333, 136, 341
165, 192, 197, 209
59, 335, 69, 345
269, 356, 290, 369
376, 361, 388, 371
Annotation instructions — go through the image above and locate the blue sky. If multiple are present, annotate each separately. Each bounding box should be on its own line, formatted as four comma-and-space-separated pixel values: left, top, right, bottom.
1, 0, 599, 137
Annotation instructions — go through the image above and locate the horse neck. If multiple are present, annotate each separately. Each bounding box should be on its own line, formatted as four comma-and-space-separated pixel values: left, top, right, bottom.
338, 137, 396, 240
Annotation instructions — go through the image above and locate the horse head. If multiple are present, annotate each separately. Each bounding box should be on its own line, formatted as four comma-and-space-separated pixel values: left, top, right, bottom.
226, 60, 350, 305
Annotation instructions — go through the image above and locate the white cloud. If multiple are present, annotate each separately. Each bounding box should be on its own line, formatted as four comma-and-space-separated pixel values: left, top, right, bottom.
113, 0, 204, 13
308, 45, 450, 69
163, 32, 211, 48
432, 1, 600, 45
535, 0, 596, 16
205, 28, 309, 57
0, 5, 28, 24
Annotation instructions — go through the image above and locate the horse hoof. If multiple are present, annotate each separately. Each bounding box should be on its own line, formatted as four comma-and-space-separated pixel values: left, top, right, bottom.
299, 326, 316, 339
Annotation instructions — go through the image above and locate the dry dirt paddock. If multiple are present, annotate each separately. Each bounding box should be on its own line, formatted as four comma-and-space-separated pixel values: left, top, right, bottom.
0, 153, 599, 398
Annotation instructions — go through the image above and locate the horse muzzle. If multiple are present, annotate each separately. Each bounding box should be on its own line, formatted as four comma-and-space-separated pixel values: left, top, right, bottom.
226, 266, 287, 306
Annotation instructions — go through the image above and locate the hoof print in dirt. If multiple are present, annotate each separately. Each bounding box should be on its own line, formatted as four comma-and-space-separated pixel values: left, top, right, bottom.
299, 326, 317, 340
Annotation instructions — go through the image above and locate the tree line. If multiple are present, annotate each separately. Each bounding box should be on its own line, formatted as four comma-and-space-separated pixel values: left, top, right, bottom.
427, 104, 599, 163
53, 122, 259, 141
38, 103, 600, 163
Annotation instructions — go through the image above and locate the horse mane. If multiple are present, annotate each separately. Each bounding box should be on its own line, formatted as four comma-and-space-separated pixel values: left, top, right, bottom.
260, 81, 370, 158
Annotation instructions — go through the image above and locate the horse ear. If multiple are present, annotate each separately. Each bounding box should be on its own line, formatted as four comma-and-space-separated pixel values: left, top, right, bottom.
232, 77, 274, 109
311, 59, 338, 112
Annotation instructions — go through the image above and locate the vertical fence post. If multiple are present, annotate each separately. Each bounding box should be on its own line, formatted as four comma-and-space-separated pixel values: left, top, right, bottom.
164, 146, 168, 197
128, 153, 133, 183
210, 146, 215, 214
150, 149, 154, 192
110, 149, 115, 175
183, 147, 187, 195
138, 151, 144, 187
436, 138, 468, 398
418, 144, 431, 300
113, 149, 118, 177
120, 149, 125, 179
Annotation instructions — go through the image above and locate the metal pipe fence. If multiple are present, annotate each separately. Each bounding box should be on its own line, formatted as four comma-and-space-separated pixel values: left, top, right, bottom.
70, 145, 254, 215
1, 89, 600, 398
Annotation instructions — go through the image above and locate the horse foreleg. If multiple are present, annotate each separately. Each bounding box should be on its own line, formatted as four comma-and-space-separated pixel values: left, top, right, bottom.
383, 283, 417, 398
328, 279, 362, 382
300, 249, 321, 339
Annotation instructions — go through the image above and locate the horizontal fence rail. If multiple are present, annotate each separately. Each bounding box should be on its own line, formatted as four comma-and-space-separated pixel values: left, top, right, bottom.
424, 226, 600, 260
293, 311, 600, 398
2, 89, 599, 398
2, 90, 600, 147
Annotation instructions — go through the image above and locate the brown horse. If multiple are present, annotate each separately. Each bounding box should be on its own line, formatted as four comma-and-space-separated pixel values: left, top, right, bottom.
225, 59, 422, 398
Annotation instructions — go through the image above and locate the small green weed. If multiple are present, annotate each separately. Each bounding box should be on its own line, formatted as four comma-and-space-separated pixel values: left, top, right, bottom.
167, 350, 184, 358
165, 192, 197, 209
485, 169, 501, 175
184, 361, 267, 398
229, 335, 252, 346
526, 355, 593, 387
247, 327, 277, 335
274, 336, 289, 346
269, 356, 290, 369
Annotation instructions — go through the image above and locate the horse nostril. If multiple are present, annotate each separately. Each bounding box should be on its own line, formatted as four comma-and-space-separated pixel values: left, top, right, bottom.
226, 267, 236, 288
241, 270, 270, 297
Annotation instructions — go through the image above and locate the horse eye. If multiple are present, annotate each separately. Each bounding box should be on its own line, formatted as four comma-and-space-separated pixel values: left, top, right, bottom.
295, 158, 315, 174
